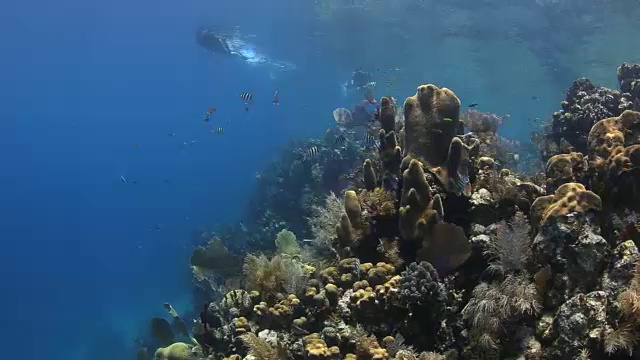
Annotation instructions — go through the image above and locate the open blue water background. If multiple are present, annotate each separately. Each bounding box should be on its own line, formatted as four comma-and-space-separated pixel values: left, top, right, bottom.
1, 0, 638, 358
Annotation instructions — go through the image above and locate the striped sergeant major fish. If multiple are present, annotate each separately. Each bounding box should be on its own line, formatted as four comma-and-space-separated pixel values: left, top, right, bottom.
240, 92, 253, 103
307, 146, 318, 158
213, 126, 224, 134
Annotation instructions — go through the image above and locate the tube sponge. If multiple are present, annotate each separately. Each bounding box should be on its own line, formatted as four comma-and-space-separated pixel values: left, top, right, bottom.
379, 96, 396, 133
378, 129, 402, 180
431, 137, 477, 196
403, 84, 461, 168
363, 159, 377, 191
399, 159, 433, 240
344, 190, 362, 229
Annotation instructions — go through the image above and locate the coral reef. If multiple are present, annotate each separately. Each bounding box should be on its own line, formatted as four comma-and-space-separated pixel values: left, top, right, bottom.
137, 65, 640, 360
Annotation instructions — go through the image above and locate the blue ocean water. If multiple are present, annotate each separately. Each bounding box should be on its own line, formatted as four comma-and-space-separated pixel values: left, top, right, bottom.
1, 0, 639, 359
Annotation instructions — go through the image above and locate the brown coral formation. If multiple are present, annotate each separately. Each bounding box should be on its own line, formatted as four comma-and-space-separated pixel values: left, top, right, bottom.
545, 152, 585, 194
379, 96, 397, 134
430, 137, 477, 196
403, 84, 461, 168
530, 182, 602, 226
587, 110, 640, 209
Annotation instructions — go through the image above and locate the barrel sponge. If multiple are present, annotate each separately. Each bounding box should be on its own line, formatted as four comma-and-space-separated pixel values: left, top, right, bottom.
530, 183, 602, 226
545, 152, 585, 194
154, 342, 192, 360
403, 84, 461, 168
379, 96, 397, 133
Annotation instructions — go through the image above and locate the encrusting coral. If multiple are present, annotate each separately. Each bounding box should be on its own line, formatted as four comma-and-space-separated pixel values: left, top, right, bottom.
139, 65, 640, 360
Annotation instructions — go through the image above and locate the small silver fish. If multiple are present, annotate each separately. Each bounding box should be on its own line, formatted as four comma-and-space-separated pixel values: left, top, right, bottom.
120, 175, 127, 184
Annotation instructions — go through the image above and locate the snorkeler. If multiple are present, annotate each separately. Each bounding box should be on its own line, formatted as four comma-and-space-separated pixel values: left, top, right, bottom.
196, 26, 296, 78
196, 27, 234, 56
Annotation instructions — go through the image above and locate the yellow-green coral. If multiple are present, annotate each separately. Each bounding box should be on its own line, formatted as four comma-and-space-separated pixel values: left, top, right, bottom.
275, 229, 299, 255
232, 317, 251, 336
154, 342, 192, 360
303, 333, 340, 360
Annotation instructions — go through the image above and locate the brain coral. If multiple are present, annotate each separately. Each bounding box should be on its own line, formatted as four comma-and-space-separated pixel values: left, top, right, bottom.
530, 183, 602, 226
